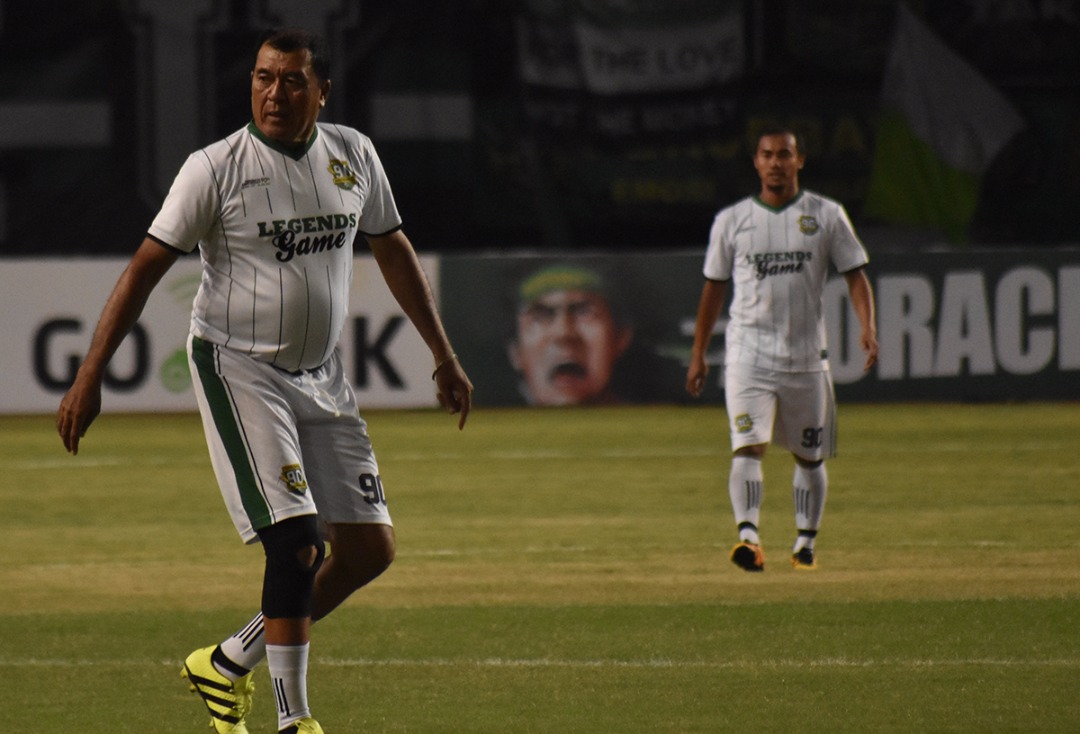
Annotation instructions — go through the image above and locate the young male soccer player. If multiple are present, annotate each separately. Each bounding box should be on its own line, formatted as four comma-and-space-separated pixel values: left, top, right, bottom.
685, 126, 878, 572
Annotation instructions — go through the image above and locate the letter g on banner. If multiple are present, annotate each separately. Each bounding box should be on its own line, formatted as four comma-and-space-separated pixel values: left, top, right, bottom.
34, 318, 150, 392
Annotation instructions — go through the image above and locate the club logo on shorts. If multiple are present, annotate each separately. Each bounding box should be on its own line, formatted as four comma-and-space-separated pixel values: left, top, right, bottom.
327, 159, 358, 190
735, 414, 754, 434
798, 215, 820, 234
281, 464, 308, 494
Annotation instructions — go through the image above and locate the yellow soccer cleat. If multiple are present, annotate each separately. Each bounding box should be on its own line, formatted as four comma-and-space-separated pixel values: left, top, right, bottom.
791, 547, 818, 570
181, 646, 255, 733
280, 717, 325, 734
729, 541, 765, 572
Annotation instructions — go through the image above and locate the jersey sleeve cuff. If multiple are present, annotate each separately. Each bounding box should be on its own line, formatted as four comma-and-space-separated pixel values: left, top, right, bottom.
358, 223, 403, 238
837, 263, 868, 274
146, 233, 189, 255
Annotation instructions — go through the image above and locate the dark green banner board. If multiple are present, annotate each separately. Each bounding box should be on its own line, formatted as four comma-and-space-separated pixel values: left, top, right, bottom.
440, 249, 1080, 406
440, 253, 703, 408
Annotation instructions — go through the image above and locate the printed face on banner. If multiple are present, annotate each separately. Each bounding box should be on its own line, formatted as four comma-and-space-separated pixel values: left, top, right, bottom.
508, 288, 633, 406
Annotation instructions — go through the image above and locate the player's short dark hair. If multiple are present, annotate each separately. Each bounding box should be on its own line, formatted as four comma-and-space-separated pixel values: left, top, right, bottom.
756, 125, 802, 155
256, 28, 331, 83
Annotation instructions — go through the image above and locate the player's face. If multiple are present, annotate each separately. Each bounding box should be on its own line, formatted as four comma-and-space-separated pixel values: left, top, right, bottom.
754, 133, 804, 198
251, 44, 329, 146
509, 289, 632, 406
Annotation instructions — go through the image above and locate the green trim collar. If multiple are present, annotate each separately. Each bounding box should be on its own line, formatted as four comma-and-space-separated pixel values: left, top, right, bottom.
753, 190, 804, 213
247, 120, 318, 160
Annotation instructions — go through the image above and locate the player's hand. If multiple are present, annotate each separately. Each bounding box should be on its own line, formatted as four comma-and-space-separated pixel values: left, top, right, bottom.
56, 373, 102, 455
434, 358, 473, 430
862, 331, 879, 371
685, 358, 708, 398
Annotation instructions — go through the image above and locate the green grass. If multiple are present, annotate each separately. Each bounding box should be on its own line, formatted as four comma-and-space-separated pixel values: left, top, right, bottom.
1, 403, 1079, 732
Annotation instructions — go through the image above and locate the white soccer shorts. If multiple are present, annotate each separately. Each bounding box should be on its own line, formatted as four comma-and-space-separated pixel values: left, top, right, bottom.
188, 335, 393, 544
723, 362, 837, 461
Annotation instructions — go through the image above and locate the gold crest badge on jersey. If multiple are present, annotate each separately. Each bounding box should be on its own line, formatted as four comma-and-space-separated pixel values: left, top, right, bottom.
281, 464, 309, 494
798, 215, 820, 234
327, 159, 358, 190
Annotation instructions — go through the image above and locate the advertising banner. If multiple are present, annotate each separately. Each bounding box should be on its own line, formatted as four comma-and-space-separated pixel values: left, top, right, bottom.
3, 248, 1078, 414
440, 253, 703, 408
0, 256, 441, 414
439, 249, 1080, 406
844, 249, 1080, 401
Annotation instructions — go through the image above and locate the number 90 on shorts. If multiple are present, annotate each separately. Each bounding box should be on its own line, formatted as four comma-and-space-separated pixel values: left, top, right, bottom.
724, 362, 837, 460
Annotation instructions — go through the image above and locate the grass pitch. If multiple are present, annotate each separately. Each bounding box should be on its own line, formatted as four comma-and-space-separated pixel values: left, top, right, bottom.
1, 403, 1078, 732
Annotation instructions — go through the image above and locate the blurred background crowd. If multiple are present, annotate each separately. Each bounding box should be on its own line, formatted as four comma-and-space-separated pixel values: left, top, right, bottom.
1, 0, 1077, 258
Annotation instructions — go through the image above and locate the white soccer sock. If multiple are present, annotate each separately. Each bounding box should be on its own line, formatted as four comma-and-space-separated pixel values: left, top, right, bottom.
267, 643, 312, 729
214, 612, 267, 679
793, 463, 827, 551
729, 456, 763, 544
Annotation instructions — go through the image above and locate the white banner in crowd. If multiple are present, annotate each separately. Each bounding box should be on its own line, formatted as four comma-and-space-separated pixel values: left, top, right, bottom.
517, 8, 744, 93
0, 257, 440, 414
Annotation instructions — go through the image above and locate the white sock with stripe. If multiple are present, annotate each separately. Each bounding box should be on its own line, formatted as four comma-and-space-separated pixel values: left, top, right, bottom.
267, 643, 312, 730
214, 612, 266, 679
729, 455, 763, 544
793, 463, 827, 551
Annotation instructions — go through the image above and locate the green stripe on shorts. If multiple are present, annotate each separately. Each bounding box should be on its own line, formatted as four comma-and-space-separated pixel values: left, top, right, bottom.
189, 337, 272, 530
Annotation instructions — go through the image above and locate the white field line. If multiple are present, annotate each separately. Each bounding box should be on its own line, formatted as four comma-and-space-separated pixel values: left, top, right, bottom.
15, 440, 1073, 472
382, 442, 1071, 461
14, 455, 201, 470
1, 657, 1077, 670
13, 447, 722, 471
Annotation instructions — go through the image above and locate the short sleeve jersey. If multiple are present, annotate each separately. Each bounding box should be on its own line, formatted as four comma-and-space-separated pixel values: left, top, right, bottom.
702, 190, 869, 372
149, 121, 402, 372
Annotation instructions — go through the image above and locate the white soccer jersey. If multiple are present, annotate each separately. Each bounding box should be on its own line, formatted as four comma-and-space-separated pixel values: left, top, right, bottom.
149, 121, 402, 372
703, 190, 869, 372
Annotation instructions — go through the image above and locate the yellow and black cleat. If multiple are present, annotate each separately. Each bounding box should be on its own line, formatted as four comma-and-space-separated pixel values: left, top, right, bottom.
181, 646, 255, 733
730, 541, 765, 572
791, 547, 818, 570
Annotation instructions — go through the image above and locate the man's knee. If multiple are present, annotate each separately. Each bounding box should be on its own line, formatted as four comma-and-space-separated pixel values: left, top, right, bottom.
734, 443, 767, 459
356, 525, 395, 577
258, 514, 325, 618
373, 529, 396, 573
327, 523, 396, 580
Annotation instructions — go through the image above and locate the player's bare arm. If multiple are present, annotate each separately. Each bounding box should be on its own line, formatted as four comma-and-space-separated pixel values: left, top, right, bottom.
843, 267, 879, 371
686, 278, 727, 398
366, 229, 474, 428
57, 238, 179, 454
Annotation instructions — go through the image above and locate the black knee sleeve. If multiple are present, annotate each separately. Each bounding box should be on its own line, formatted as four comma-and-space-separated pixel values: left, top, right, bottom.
257, 514, 325, 619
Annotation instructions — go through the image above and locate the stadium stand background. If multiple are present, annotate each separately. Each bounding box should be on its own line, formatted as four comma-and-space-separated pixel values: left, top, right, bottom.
0, 0, 1077, 258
